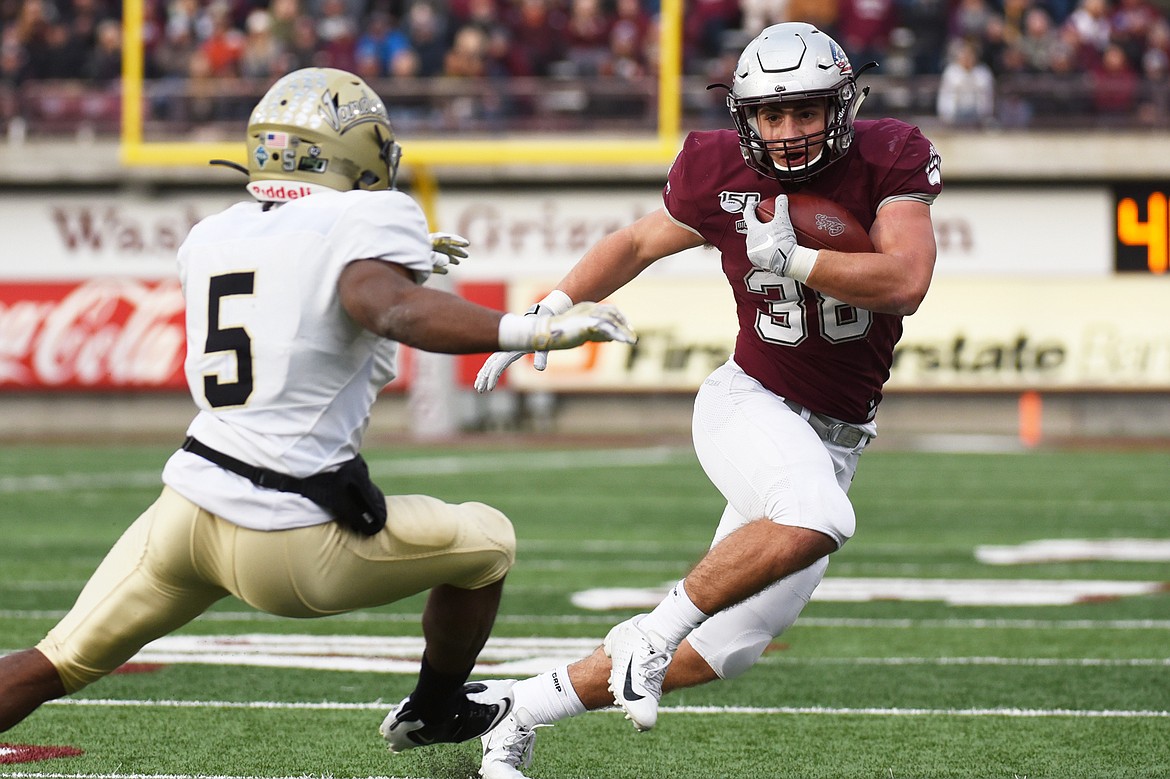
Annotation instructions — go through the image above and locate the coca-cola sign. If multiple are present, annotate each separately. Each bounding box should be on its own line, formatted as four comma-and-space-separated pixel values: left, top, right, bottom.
0, 279, 186, 389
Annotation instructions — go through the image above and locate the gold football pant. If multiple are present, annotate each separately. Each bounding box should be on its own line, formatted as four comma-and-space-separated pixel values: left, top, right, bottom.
37, 486, 515, 693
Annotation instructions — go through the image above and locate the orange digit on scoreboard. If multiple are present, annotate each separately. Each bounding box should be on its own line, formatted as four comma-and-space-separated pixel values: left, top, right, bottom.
1117, 192, 1168, 274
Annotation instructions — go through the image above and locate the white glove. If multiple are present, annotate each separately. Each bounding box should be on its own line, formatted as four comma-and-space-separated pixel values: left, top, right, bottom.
741, 196, 819, 283
498, 301, 637, 352
474, 290, 573, 393
428, 231, 469, 275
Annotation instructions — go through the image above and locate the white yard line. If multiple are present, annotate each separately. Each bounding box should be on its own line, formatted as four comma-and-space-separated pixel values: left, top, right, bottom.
38, 698, 1170, 719
39, 633, 1161, 676
2, 611, 1169, 629
977, 538, 1170, 564
0, 775, 421, 779
0, 448, 693, 494
572, 578, 1170, 608
795, 617, 1170, 629
760, 656, 1170, 667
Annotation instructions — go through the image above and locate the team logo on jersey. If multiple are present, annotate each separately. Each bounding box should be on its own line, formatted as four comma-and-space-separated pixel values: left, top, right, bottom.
926, 144, 942, 187
720, 191, 761, 214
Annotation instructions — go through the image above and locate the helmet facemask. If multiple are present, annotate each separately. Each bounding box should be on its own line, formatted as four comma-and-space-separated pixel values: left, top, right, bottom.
245, 68, 403, 202
724, 23, 871, 183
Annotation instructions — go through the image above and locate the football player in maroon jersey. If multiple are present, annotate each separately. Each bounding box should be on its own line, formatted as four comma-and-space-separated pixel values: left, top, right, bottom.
474, 22, 942, 778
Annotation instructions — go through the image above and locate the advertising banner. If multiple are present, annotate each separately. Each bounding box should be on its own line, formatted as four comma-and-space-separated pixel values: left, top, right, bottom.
0, 278, 501, 393
436, 186, 1113, 278
0, 278, 186, 389
0, 193, 236, 280
1, 186, 1163, 393
501, 276, 1170, 392
0, 186, 1115, 281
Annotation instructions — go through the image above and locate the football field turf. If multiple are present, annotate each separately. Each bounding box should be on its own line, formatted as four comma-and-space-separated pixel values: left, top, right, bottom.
1, 441, 1167, 778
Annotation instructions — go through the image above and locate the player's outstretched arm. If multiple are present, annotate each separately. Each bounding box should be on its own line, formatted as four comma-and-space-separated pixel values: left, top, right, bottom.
476, 210, 703, 392
339, 259, 635, 355
474, 290, 573, 393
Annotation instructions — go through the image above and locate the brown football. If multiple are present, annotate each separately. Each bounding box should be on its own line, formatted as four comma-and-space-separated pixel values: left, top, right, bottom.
756, 193, 874, 253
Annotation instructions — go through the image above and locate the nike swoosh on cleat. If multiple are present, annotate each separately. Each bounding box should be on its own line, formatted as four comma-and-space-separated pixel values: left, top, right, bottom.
622, 661, 645, 702
408, 730, 436, 746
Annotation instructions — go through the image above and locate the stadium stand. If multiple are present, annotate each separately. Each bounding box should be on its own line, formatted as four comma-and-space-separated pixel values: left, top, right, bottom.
3, 0, 1170, 138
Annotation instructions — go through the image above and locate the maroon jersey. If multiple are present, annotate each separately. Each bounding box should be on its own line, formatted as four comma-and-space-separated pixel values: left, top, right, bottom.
663, 120, 942, 423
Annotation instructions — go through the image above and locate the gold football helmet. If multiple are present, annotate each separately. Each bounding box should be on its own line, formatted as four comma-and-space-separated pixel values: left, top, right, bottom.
245, 68, 402, 201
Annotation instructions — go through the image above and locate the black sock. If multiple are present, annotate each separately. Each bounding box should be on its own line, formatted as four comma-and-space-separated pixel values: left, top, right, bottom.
408, 654, 473, 722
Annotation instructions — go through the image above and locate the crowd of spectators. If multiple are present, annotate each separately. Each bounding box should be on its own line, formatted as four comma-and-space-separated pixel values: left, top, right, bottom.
3, 0, 1170, 131
934, 0, 1170, 125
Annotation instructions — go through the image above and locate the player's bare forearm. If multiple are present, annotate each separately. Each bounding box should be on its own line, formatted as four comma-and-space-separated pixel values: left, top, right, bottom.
805, 248, 933, 315
339, 259, 503, 353
806, 203, 935, 315
558, 209, 705, 303
557, 228, 646, 303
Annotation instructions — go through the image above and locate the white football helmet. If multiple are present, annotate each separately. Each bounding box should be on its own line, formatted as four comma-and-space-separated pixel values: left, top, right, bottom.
727, 23, 871, 182
245, 68, 402, 202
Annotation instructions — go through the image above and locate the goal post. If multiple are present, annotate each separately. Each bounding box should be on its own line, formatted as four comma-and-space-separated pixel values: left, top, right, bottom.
119, 0, 685, 169
117, 0, 686, 438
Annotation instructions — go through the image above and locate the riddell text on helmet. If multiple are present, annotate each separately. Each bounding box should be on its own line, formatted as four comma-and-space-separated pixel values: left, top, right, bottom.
246, 183, 315, 200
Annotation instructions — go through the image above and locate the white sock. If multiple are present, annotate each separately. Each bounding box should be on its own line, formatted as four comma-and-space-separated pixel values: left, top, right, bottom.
510, 665, 586, 727
638, 579, 709, 651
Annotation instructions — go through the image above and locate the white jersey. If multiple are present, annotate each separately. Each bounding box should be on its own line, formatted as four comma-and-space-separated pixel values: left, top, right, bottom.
162, 189, 433, 531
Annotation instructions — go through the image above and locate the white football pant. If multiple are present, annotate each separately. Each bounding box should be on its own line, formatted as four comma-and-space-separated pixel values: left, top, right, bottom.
686, 359, 874, 679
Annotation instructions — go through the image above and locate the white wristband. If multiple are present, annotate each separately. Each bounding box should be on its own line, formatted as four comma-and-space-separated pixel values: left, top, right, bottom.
538, 289, 574, 315
786, 246, 819, 284
498, 312, 535, 351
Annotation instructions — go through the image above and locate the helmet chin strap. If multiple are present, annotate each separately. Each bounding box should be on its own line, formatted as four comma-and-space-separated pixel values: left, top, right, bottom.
848, 85, 871, 124
209, 159, 248, 175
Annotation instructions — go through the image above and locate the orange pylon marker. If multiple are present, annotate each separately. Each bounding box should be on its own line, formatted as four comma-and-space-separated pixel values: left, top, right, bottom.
1019, 390, 1043, 448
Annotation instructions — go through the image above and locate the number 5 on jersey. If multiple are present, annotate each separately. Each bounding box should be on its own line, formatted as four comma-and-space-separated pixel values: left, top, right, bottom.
203, 271, 255, 408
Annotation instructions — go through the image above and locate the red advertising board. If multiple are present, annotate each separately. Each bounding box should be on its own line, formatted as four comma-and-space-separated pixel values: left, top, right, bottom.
0, 278, 187, 390
0, 279, 507, 392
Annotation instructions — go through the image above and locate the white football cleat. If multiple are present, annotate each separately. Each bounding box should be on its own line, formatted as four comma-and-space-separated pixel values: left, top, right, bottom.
380, 680, 515, 753
479, 709, 544, 779
603, 614, 671, 731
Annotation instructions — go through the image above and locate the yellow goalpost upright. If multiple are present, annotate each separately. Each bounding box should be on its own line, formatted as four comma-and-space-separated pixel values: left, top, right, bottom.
119, 0, 686, 170
117, 0, 686, 438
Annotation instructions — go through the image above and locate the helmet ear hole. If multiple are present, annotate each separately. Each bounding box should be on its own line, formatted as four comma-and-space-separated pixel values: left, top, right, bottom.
376, 126, 402, 190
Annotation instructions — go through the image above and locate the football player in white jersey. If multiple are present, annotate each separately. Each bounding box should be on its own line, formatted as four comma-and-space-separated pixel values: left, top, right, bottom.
472, 23, 940, 778
0, 68, 636, 754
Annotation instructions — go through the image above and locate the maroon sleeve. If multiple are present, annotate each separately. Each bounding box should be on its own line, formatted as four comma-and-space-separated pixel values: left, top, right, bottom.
852, 120, 943, 206
663, 130, 758, 246
662, 135, 701, 230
